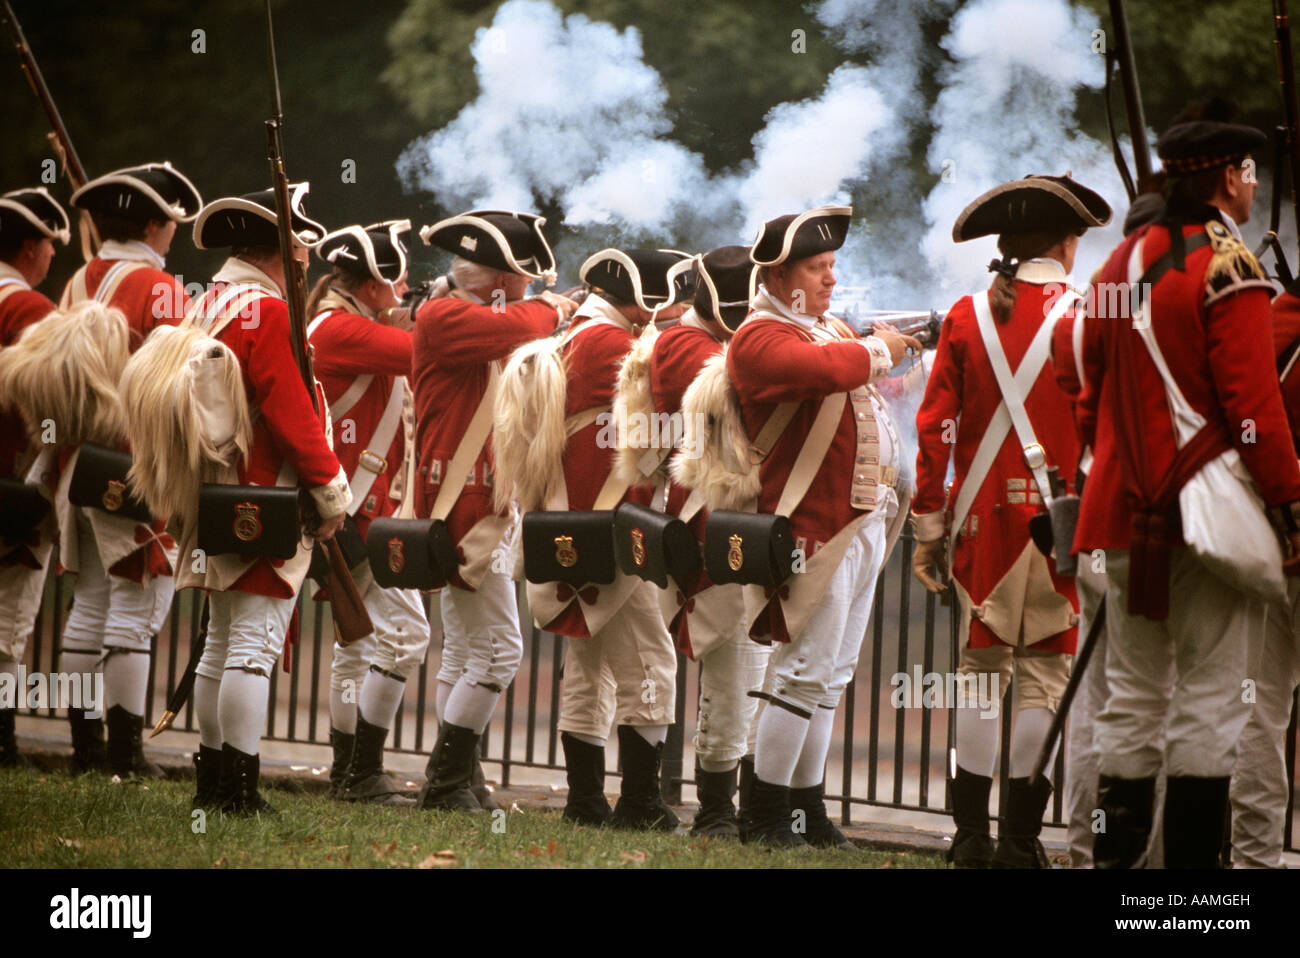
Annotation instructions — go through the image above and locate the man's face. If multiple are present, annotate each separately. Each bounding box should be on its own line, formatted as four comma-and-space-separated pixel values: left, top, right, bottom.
27, 237, 55, 286
773, 252, 836, 316
501, 273, 531, 303
1226, 157, 1257, 225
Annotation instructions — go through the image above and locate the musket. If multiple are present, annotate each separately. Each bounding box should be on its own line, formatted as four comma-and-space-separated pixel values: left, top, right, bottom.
856, 309, 942, 348
262, 0, 372, 644
1, 0, 98, 258
1029, 602, 1106, 783
1106, 0, 1152, 190
1264, 0, 1300, 283
150, 599, 208, 738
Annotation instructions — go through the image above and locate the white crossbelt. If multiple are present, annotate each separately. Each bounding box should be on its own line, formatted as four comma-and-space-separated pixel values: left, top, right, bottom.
950, 288, 1080, 551
342, 378, 407, 516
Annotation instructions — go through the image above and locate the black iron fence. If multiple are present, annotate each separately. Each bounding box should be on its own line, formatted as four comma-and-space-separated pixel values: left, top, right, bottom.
18, 532, 1299, 853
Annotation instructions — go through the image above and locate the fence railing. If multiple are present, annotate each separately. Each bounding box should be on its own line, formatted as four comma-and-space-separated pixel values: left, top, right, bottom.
18, 532, 1298, 852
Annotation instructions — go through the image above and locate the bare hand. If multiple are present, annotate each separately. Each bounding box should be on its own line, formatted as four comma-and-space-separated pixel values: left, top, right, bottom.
871, 324, 924, 367
536, 290, 581, 324
314, 512, 346, 542
1284, 530, 1300, 576
912, 537, 948, 593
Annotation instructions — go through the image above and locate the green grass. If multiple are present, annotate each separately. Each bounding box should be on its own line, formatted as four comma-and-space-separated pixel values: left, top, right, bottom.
0, 767, 945, 869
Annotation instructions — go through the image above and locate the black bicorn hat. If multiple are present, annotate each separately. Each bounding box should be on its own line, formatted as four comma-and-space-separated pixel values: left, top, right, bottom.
419, 209, 557, 286
952, 174, 1112, 242
71, 162, 202, 224
0, 187, 71, 245
749, 204, 852, 267
317, 219, 411, 284
1156, 121, 1267, 176
693, 244, 757, 331
579, 248, 695, 312
192, 182, 327, 250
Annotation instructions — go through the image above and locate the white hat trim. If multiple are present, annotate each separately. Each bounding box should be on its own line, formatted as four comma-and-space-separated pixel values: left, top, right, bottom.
71, 161, 202, 223
0, 187, 71, 245
419, 212, 556, 286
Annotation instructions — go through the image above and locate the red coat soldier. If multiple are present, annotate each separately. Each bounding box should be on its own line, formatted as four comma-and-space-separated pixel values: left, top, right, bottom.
726, 206, 918, 848
57, 163, 201, 777
411, 209, 572, 810
912, 174, 1112, 867
307, 220, 431, 804
0, 187, 68, 766
523, 248, 690, 830
1229, 278, 1300, 867
645, 245, 769, 835
1066, 103, 1300, 869
183, 184, 349, 812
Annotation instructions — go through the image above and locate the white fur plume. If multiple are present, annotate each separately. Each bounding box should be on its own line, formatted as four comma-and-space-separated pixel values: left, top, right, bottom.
493, 336, 568, 513
670, 348, 759, 512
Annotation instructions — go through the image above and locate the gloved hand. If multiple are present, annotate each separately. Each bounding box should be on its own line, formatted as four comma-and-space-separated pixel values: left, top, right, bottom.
912, 537, 948, 593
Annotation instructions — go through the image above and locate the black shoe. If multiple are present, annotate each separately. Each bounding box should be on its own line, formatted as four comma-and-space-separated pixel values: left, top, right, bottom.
341, 715, 413, 806
326, 727, 355, 800
0, 710, 26, 768
748, 775, 809, 849
561, 732, 611, 826
737, 754, 756, 843
691, 764, 740, 838
791, 782, 855, 850
947, 765, 995, 868
218, 744, 275, 815
193, 744, 222, 808
417, 722, 483, 812
992, 775, 1053, 868
471, 750, 500, 811
1164, 776, 1231, 870
106, 705, 166, 779
1094, 774, 1156, 869
67, 707, 106, 775
608, 725, 680, 831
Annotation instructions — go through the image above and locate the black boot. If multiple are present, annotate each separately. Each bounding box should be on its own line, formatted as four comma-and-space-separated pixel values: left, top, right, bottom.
608, 725, 680, 831
105, 705, 165, 779
67, 707, 106, 774
470, 750, 500, 811
326, 727, 354, 800
692, 764, 740, 837
1094, 774, 1156, 869
948, 766, 995, 867
791, 781, 855, 850
218, 744, 275, 815
1164, 776, 1231, 870
192, 744, 222, 808
992, 775, 1053, 868
561, 732, 611, 826
748, 775, 809, 849
341, 715, 413, 806
0, 710, 25, 768
737, 754, 756, 843
417, 722, 483, 812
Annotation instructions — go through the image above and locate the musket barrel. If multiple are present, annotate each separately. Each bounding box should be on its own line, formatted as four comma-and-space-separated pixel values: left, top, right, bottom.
1108, 0, 1152, 183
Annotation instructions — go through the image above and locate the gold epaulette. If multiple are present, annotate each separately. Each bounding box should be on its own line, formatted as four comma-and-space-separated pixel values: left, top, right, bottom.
1203, 220, 1269, 303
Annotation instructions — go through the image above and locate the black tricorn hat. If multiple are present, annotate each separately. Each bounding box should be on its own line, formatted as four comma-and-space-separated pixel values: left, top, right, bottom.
694, 245, 757, 331
0, 187, 70, 244
317, 220, 410, 284
419, 209, 557, 285
750, 204, 852, 267
579, 248, 694, 312
71, 162, 202, 224
192, 182, 327, 250
952, 174, 1112, 242
1156, 121, 1267, 176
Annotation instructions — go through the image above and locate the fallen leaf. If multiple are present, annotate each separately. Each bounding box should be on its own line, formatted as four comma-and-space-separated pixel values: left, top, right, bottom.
417, 850, 457, 869
213, 856, 229, 867
881, 860, 894, 869
546, 839, 557, 856
620, 850, 647, 864
56, 837, 82, 849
